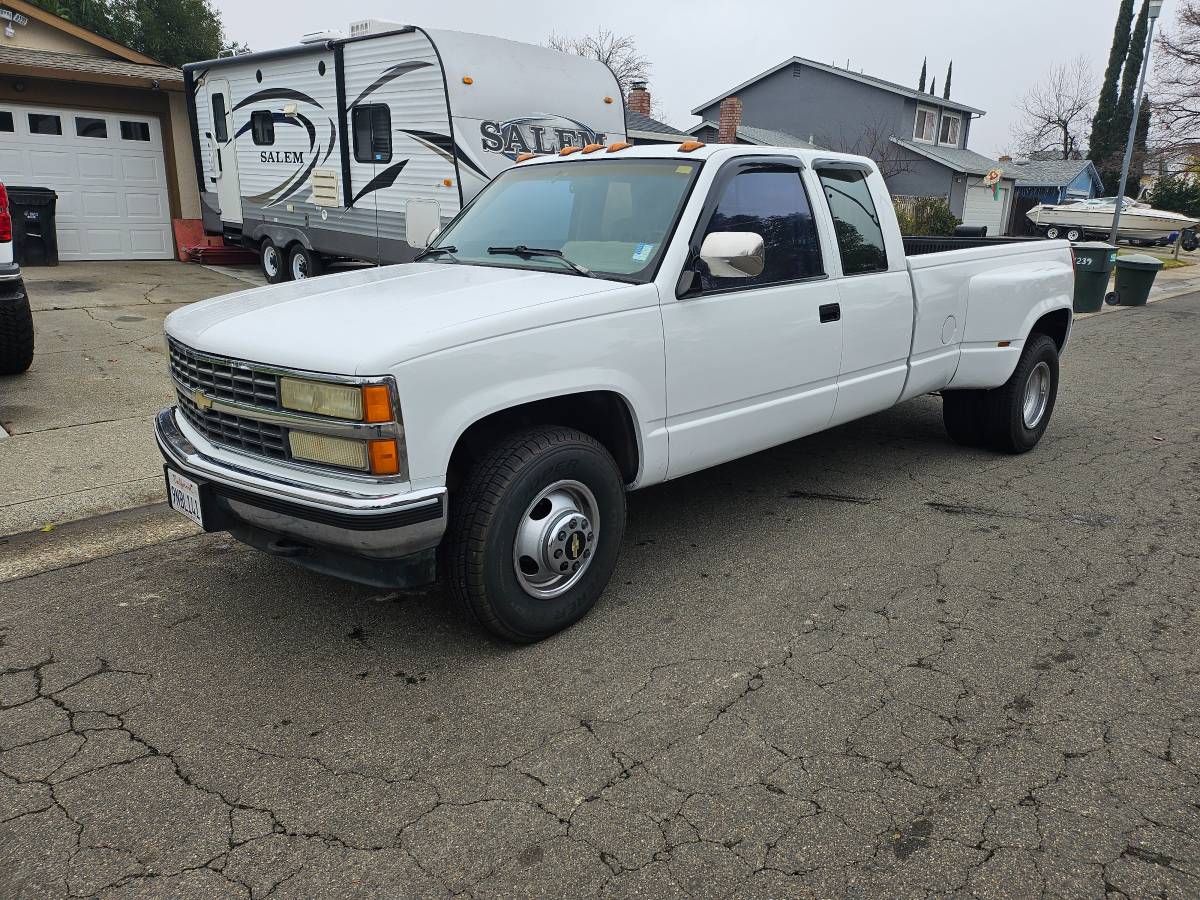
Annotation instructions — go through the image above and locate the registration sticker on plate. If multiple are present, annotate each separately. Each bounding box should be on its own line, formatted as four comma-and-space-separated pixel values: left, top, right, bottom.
167, 469, 204, 528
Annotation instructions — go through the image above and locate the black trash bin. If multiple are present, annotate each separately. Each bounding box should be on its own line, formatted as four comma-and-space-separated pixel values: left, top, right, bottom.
8, 187, 59, 267
1111, 254, 1164, 307
1071, 242, 1117, 313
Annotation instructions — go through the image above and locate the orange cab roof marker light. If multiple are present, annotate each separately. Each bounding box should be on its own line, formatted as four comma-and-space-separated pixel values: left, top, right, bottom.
515, 152, 537, 162
678, 140, 705, 152
606, 142, 632, 153
581, 143, 605, 154
559, 146, 582, 156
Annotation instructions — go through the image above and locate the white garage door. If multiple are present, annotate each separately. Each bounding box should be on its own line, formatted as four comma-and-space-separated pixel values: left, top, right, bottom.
962, 181, 1010, 236
0, 103, 172, 260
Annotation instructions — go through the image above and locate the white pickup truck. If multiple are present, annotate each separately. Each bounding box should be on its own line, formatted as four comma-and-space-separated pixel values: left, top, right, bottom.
157, 143, 1074, 641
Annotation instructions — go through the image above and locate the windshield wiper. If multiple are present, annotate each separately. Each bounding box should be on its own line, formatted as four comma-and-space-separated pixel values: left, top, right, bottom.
486, 245, 595, 278
413, 245, 458, 262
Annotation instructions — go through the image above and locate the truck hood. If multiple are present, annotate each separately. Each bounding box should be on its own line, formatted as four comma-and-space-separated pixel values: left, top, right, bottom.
165, 262, 632, 375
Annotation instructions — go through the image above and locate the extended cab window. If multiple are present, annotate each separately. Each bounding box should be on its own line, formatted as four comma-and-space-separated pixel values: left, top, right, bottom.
250, 110, 274, 146
700, 167, 823, 292
353, 105, 392, 163
816, 168, 889, 276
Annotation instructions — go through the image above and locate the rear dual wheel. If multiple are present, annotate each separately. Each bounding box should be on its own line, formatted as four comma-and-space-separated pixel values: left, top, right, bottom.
441, 427, 626, 643
943, 334, 1060, 453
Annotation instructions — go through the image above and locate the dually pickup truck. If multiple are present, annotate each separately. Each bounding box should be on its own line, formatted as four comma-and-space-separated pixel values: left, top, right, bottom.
157, 143, 1074, 642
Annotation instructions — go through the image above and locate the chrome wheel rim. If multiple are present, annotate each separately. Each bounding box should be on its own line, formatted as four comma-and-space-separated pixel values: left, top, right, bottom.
292, 253, 309, 279
513, 480, 599, 600
1046, 227, 1059, 239
263, 245, 280, 278
1022, 361, 1051, 429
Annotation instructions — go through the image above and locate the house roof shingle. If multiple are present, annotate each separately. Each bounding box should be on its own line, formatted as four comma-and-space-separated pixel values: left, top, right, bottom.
625, 109, 690, 140
0, 46, 182, 85
689, 120, 821, 150
892, 138, 1010, 178
1003, 158, 1102, 190
691, 56, 986, 118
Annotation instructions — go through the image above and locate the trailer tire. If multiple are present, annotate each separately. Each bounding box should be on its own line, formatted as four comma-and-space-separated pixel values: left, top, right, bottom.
0, 288, 34, 375
288, 244, 323, 280
1065, 228, 1082, 243
1045, 226, 1060, 240
980, 334, 1060, 454
942, 389, 989, 446
260, 239, 287, 284
440, 426, 626, 643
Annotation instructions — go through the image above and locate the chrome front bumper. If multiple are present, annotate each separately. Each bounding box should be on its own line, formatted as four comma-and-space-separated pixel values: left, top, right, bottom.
155, 408, 447, 586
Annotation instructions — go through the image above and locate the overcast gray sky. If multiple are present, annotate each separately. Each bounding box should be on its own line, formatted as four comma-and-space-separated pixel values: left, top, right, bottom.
210, 0, 1149, 159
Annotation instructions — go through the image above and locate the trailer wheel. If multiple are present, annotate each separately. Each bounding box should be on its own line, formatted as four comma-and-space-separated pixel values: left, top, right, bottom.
440, 426, 626, 643
1045, 226, 1061, 240
288, 244, 323, 281
260, 239, 287, 284
1065, 228, 1082, 243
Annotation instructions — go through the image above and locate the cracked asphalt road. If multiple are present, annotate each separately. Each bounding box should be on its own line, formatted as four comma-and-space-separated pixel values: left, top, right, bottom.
2, 295, 1199, 899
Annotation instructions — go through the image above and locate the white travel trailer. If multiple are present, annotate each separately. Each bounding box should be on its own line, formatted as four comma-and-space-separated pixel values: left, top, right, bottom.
184, 22, 626, 281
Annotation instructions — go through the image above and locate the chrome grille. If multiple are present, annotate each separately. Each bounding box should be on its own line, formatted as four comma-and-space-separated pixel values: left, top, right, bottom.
168, 338, 280, 408
176, 390, 288, 459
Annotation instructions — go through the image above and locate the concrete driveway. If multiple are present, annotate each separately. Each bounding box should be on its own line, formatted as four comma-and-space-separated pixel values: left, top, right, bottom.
1, 294, 1197, 898
0, 262, 253, 537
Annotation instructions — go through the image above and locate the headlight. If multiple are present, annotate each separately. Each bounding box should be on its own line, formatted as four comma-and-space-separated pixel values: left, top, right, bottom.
280, 378, 394, 423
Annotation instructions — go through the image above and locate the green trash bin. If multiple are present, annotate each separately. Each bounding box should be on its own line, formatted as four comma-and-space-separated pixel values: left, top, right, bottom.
1071, 242, 1117, 313
1111, 253, 1165, 307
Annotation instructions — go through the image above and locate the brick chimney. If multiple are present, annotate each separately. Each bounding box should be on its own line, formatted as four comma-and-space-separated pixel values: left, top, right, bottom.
627, 81, 651, 117
998, 154, 1013, 163
717, 96, 742, 144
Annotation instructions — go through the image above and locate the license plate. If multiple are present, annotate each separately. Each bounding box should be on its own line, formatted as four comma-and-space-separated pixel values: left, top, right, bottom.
166, 469, 204, 528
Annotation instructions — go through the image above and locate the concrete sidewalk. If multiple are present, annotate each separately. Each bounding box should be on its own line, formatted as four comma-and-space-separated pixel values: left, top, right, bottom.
0, 262, 255, 537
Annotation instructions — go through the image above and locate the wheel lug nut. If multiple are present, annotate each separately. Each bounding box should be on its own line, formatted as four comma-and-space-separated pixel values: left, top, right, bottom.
554, 549, 563, 559
587, 532, 594, 542
560, 563, 569, 572
569, 519, 578, 529
583, 550, 591, 559
572, 562, 579, 571
558, 531, 566, 541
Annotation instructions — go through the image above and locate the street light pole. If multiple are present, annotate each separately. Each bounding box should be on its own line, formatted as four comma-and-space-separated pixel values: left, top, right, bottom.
1110, 0, 1165, 244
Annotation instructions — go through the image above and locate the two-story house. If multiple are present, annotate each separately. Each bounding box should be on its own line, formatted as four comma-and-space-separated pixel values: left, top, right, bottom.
688, 57, 1016, 235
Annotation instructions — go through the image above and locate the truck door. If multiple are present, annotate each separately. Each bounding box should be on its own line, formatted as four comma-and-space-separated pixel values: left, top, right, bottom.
205, 78, 242, 226
813, 165, 914, 426
661, 159, 842, 479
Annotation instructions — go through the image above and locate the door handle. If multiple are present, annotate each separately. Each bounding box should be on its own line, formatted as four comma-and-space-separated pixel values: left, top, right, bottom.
819, 303, 841, 323
216, 148, 223, 174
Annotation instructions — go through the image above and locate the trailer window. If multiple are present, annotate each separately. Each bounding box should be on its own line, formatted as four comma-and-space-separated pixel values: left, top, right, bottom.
816, 168, 889, 275
251, 110, 274, 146
353, 105, 392, 164
211, 93, 229, 143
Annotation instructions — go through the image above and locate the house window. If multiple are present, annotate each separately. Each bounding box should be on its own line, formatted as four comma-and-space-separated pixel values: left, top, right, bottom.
120, 121, 151, 142
914, 106, 936, 143
75, 117, 108, 139
939, 113, 961, 146
816, 167, 889, 276
250, 110, 274, 146
28, 113, 62, 136
352, 104, 392, 164
699, 166, 824, 292
0, 111, 12, 133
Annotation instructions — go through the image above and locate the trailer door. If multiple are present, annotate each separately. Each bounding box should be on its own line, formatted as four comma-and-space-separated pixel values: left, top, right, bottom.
205, 78, 242, 226
348, 102, 388, 262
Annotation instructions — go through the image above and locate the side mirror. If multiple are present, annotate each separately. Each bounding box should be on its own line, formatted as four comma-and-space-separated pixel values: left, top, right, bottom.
699, 231, 765, 278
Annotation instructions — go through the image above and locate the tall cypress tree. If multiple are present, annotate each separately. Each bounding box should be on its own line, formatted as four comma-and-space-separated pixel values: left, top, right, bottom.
943, 61, 952, 99
930, 77, 937, 97
1089, 0, 1135, 167
918, 58, 927, 92
1130, 96, 1152, 195
1111, 0, 1150, 179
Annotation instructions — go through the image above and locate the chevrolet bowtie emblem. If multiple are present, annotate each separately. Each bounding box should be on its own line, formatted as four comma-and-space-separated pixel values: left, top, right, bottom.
193, 390, 213, 411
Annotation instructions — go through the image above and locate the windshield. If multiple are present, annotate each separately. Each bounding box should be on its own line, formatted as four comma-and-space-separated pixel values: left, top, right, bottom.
429, 158, 701, 282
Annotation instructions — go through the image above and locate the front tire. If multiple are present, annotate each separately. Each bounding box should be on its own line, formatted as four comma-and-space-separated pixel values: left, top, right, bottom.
261, 239, 287, 284
441, 427, 626, 643
0, 288, 34, 375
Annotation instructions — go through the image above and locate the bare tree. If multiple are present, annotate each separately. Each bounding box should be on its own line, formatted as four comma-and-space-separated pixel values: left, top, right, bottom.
1155, 1, 1200, 157
547, 29, 651, 96
817, 118, 914, 180
1011, 57, 1097, 159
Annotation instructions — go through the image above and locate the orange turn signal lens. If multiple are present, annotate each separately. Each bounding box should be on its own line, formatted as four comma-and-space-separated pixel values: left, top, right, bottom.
678, 140, 705, 152
606, 141, 632, 153
369, 439, 401, 476
362, 384, 393, 423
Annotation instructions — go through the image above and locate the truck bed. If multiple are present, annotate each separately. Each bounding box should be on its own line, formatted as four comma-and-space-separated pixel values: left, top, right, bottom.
903, 235, 1045, 256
